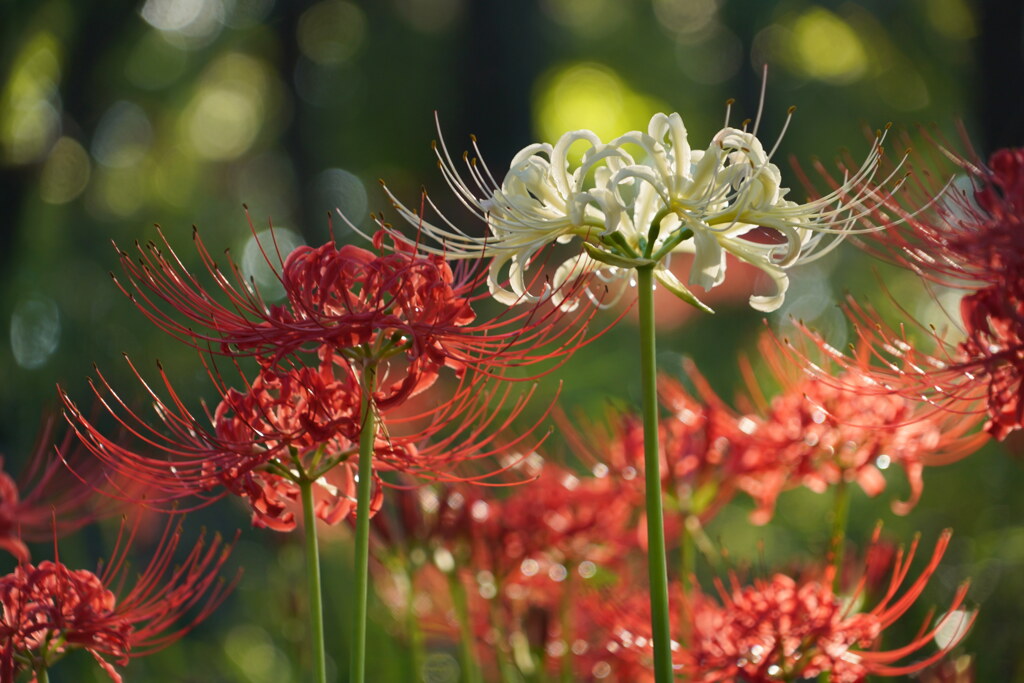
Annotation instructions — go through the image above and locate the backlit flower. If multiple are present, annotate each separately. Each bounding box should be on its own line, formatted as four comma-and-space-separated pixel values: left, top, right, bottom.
810, 145, 1024, 439
116, 227, 598, 405
381, 108, 902, 313
0, 417, 112, 563
595, 531, 972, 682
735, 336, 986, 522
62, 350, 543, 530
0, 520, 236, 682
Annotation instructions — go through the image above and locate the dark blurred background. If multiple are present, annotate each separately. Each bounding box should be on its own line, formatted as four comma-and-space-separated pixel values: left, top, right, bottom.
2, 0, 1023, 681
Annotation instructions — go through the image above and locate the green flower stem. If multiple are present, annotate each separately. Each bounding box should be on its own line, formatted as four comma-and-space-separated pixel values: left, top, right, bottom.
351, 363, 378, 683
36, 665, 49, 683
678, 514, 695, 645
447, 570, 483, 683
637, 265, 674, 683
820, 482, 851, 683
559, 569, 575, 683
489, 579, 518, 683
299, 478, 328, 683
405, 565, 425, 681
829, 479, 851, 592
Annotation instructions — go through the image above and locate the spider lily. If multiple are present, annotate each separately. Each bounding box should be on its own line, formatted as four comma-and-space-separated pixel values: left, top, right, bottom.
380, 108, 905, 313
809, 143, 1024, 439
0, 416, 113, 563
593, 531, 972, 682
61, 350, 548, 531
0, 519, 236, 682
114, 226, 602, 401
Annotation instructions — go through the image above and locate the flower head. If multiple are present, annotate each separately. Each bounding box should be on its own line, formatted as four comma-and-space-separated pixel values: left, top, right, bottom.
116, 226, 599, 405
593, 531, 972, 682
62, 346, 545, 530
0, 417, 113, 563
67, 220, 578, 530
0, 520, 236, 682
735, 335, 986, 522
380, 107, 902, 313
806, 144, 1024, 439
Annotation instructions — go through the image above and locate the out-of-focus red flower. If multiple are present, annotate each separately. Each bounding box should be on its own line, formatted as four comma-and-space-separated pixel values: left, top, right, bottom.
0, 416, 117, 563
734, 336, 986, 523
368, 458, 642, 680
557, 377, 755, 545
0, 519, 237, 682
592, 531, 972, 682
808, 145, 1024, 440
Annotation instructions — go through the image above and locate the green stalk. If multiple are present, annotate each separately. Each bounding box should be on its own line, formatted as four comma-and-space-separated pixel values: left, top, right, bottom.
637, 265, 674, 682
299, 478, 328, 683
447, 570, 483, 683
489, 578, 518, 683
559, 569, 575, 683
829, 479, 851, 591
404, 565, 425, 681
36, 665, 49, 683
820, 482, 851, 683
351, 363, 378, 683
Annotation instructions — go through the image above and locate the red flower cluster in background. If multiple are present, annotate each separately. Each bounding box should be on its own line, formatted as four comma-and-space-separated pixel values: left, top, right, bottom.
804, 144, 1024, 440
586, 532, 970, 683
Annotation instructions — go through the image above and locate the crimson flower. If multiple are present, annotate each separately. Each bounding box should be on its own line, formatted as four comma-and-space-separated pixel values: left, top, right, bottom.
0, 519, 237, 682
809, 145, 1024, 439
0, 417, 113, 563
595, 531, 972, 682
65, 222, 592, 531
115, 226, 599, 406
732, 336, 986, 523
63, 347, 545, 531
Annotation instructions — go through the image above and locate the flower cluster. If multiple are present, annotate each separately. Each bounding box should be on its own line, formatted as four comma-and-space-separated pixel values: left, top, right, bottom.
0, 521, 235, 682
724, 337, 987, 522
0, 419, 107, 563
380, 110, 902, 313
63, 224, 596, 530
594, 532, 970, 683
37, 102, 1007, 682
117, 228, 598, 402
804, 144, 1024, 439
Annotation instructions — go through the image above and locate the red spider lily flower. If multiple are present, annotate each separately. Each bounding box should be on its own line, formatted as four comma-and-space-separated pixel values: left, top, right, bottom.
593, 531, 972, 682
565, 338, 982, 529
805, 143, 1024, 439
371, 457, 632, 583
733, 336, 987, 522
556, 379, 756, 542
61, 347, 548, 531
368, 465, 643, 680
0, 416, 116, 563
0, 519, 237, 682
855, 142, 1024, 287
114, 225, 601, 406
470, 462, 635, 576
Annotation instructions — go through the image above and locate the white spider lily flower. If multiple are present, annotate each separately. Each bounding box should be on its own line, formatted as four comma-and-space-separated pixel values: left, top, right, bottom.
601, 112, 902, 312
382, 125, 632, 305
377, 109, 903, 313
